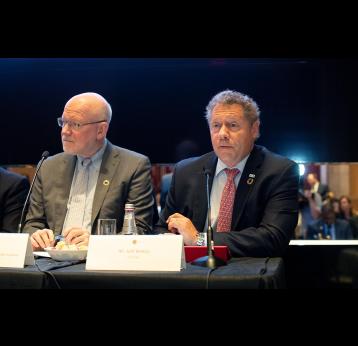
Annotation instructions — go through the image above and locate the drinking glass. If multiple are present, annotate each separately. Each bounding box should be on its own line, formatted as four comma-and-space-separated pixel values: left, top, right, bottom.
97, 219, 117, 235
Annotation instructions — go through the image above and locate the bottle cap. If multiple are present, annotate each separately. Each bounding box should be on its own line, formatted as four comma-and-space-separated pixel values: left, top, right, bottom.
125, 203, 135, 210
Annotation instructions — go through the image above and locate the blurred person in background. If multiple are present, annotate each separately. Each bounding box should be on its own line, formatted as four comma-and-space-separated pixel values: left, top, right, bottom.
338, 195, 358, 239
307, 200, 353, 240
306, 172, 329, 201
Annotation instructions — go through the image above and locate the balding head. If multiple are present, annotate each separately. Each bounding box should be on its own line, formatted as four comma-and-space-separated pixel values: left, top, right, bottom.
64, 92, 112, 123
61, 92, 112, 158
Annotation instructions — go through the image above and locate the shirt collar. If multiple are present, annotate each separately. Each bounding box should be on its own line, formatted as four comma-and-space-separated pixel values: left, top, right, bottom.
215, 153, 250, 178
77, 139, 107, 166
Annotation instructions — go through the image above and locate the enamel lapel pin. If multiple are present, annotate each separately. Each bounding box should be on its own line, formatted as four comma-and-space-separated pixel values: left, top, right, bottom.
247, 173, 255, 185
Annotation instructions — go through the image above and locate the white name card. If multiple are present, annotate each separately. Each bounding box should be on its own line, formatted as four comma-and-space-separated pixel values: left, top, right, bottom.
0, 233, 34, 268
86, 234, 185, 271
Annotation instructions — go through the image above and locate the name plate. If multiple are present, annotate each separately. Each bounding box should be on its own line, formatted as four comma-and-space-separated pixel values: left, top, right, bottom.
86, 235, 185, 271
0, 233, 34, 268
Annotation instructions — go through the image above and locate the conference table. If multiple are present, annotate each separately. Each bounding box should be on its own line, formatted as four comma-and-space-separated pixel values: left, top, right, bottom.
0, 257, 285, 289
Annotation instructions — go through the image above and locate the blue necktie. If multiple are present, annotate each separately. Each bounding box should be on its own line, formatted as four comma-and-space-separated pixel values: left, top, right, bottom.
63, 158, 92, 232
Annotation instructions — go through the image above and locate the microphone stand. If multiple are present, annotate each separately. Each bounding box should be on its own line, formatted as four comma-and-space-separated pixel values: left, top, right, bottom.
191, 170, 227, 269
18, 151, 49, 233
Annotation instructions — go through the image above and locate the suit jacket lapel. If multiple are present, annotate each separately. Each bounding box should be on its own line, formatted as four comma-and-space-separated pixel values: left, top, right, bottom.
193, 153, 217, 232
91, 142, 120, 225
55, 155, 76, 233
232, 145, 264, 231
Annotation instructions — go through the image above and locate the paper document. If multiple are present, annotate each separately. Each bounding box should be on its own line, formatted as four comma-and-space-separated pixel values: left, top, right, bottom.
33, 251, 51, 258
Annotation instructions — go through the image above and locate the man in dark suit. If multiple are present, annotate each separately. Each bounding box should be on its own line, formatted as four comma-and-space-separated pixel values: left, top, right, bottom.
155, 90, 299, 257
307, 201, 353, 240
0, 167, 30, 233
24, 92, 155, 250
306, 173, 329, 201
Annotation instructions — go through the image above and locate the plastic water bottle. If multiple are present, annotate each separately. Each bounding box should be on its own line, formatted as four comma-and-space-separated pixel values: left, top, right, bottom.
120, 203, 139, 235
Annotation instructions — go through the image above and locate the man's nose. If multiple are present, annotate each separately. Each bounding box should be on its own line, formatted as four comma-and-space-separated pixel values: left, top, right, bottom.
61, 123, 72, 135
218, 125, 229, 138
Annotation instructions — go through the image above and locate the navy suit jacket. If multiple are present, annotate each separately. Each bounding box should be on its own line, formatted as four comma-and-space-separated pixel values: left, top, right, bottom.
155, 145, 299, 257
0, 167, 30, 233
307, 219, 353, 240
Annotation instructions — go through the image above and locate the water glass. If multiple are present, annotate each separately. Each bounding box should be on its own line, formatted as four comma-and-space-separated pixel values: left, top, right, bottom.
97, 219, 117, 235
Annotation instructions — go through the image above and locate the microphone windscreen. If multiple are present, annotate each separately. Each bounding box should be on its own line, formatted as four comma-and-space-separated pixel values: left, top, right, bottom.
41, 151, 50, 159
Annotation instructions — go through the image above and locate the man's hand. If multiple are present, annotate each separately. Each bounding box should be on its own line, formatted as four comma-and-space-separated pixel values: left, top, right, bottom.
63, 227, 90, 247
31, 229, 55, 250
166, 213, 198, 245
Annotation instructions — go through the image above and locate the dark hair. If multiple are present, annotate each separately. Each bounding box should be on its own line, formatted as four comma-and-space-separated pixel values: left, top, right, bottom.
339, 195, 353, 217
321, 200, 336, 215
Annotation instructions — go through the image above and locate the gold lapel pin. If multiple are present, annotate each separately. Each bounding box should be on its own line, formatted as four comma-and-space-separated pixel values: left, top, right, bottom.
103, 179, 110, 186
247, 178, 254, 185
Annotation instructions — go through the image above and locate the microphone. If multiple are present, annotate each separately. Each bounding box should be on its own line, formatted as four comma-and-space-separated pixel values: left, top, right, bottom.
18, 151, 50, 233
191, 167, 227, 268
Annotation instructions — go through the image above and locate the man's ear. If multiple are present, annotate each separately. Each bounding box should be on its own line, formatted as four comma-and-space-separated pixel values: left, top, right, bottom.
252, 120, 260, 139
97, 123, 108, 139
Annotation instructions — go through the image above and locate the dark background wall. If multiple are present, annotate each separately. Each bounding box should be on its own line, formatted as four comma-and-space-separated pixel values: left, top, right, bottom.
0, 58, 357, 164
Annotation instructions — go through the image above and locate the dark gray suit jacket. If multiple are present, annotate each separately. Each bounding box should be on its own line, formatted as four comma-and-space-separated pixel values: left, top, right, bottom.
23, 141, 154, 235
155, 145, 299, 257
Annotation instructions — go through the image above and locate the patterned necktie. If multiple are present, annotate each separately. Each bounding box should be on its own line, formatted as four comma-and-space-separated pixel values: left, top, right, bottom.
63, 158, 92, 232
216, 168, 240, 232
